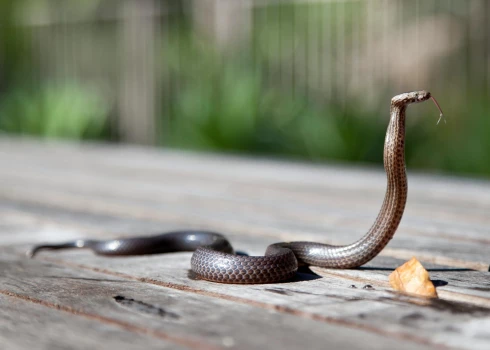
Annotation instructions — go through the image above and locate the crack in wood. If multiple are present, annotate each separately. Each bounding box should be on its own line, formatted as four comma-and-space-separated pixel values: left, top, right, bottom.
263, 287, 366, 302
113, 295, 180, 320
264, 288, 292, 296
427, 299, 490, 316
0, 289, 220, 350
44, 276, 129, 283
400, 312, 427, 326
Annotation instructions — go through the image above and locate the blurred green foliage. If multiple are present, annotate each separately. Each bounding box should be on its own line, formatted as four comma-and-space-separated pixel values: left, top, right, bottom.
0, 82, 109, 139
408, 94, 490, 177
164, 53, 386, 163
0, 0, 110, 140
0, 1, 489, 178
162, 15, 386, 163
161, 12, 490, 178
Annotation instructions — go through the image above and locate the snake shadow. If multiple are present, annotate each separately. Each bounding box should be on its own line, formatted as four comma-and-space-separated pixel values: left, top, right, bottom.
356, 266, 479, 288
291, 267, 323, 282
294, 266, 475, 284
358, 267, 474, 272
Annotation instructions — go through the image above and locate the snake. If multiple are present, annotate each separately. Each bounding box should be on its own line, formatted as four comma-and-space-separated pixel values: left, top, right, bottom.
29, 91, 443, 284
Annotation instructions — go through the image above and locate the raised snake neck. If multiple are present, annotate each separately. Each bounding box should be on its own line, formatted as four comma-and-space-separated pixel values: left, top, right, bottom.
29, 91, 439, 284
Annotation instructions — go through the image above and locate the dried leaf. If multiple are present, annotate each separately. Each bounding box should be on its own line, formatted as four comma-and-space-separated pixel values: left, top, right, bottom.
389, 257, 438, 298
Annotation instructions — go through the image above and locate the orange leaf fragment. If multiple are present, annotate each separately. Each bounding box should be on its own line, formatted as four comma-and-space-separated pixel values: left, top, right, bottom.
389, 257, 438, 298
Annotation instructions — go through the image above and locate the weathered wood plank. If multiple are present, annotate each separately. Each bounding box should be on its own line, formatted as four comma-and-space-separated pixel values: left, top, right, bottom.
1, 138, 489, 349
1, 195, 489, 303
1, 176, 488, 271
0, 294, 184, 350
312, 257, 490, 302
1, 142, 489, 252
2, 143, 490, 217
2, 164, 488, 240
1, 138, 489, 209
1, 141, 489, 243
4, 236, 489, 349
0, 251, 438, 350
4, 196, 488, 349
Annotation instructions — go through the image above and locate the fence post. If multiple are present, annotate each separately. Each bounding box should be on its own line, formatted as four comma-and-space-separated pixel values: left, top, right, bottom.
192, 0, 252, 51
118, 0, 156, 145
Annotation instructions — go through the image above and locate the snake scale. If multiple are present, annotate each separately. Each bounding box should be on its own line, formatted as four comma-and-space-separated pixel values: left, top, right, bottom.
29, 91, 443, 284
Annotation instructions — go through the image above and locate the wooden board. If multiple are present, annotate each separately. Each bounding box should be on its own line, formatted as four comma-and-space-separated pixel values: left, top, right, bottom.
1, 250, 440, 350
0, 293, 186, 350
0, 137, 489, 349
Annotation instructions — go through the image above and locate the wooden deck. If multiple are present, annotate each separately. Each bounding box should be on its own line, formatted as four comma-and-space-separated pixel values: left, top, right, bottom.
1, 137, 489, 350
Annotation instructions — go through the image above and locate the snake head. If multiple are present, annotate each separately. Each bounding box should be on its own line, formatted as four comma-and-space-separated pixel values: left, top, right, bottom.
391, 91, 431, 107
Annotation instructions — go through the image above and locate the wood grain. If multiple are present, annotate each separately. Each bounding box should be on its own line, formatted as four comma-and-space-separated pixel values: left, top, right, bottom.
0, 292, 190, 350
1, 251, 439, 350
1, 138, 489, 349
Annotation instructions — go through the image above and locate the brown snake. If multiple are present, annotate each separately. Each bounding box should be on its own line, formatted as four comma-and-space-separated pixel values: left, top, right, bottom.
29, 91, 443, 284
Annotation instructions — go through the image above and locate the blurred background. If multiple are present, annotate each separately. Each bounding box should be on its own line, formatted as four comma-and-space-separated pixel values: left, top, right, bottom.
0, 0, 489, 177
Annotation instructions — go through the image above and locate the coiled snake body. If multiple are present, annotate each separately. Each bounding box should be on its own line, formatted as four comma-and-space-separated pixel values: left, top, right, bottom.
30, 91, 441, 284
